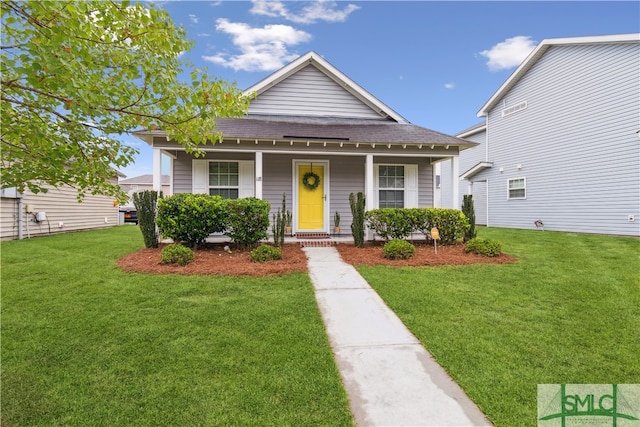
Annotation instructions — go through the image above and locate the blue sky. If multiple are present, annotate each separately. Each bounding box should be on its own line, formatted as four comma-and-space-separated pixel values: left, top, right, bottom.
121, 0, 639, 179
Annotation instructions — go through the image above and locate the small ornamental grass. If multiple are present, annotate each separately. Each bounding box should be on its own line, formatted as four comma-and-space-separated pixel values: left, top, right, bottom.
250, 245, 282, 263
464, 237, 502, 257
161, 244, 194, 266
383, 239, 416, 260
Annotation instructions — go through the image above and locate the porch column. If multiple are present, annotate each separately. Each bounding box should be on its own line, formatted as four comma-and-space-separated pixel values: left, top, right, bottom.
451, 156, 459, 209
365, 154, 374, 211
255, 151, 263, 199
152, 147, 162, 192
365, 154, 374, 240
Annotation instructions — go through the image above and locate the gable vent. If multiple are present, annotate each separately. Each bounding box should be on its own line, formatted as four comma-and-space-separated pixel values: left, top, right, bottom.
502, 101, 527, 117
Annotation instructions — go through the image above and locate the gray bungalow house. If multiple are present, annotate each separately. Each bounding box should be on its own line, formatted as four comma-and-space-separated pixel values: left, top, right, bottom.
440, 33, 640, 237
134, 51, 474, 235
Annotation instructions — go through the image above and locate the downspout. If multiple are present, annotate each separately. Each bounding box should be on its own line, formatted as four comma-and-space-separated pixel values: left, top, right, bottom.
17, 193, 23, 240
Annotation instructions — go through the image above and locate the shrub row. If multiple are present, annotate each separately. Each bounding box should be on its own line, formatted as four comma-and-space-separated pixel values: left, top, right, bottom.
366, 208, 470, 244
156, 194, 270, 248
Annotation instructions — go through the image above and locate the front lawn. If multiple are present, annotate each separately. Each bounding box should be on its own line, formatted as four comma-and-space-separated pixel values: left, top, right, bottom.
1, 226, 353, 426
357, 227, 640, 426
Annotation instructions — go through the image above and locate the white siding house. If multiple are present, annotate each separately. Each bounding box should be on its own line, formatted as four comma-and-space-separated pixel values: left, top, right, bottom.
442, 33, 640, 236
1, 180, 120, 240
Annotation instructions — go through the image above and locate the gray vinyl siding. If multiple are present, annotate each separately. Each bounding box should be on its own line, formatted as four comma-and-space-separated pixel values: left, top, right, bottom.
1, 185, 119, 240
484, 42, 640, 236
248, 65, 384, 120
471, 181, 488, 226
441, 128, 487, 210
172, 152, 434, 232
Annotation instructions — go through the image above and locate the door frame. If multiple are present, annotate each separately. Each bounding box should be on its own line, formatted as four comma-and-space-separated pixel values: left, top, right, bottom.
292, 159, 330, 234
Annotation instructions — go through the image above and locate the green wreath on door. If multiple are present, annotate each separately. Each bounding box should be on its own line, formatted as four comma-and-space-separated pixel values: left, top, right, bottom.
302, 171, 320, 190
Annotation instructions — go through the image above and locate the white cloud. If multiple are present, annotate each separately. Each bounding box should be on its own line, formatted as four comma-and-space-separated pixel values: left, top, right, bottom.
479, 36, 537, 71
189, 14, 199, 24
250, 0, 360, 24
197, 33, 211, 37
444, 82, 455, 90
203, 18, 311, 71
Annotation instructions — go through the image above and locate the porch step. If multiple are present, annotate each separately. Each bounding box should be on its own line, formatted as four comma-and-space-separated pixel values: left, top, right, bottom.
295, 232, 331, 239
297, 239, 337, 247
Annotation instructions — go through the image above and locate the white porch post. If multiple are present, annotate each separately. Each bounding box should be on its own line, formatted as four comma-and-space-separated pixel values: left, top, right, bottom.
255, 151, 263, 199
451, 156, 459, 209
365, 154, 374, 240
365, 154, 374, 211
152, 148, 162, 192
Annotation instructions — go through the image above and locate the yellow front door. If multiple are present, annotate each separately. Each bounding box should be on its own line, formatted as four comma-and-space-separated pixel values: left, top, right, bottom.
298, 164, 324, 230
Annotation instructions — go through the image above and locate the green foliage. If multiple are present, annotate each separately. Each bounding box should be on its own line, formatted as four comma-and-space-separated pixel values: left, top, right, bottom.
1, 1, 250, 201
225, 198, 270, 248
156, 194, 226, 248
349, 192, 366, 247
132, 190, 159, 248
464, 237, 502, 257
412, 208, 470, 244
364, 208, 469, 245
272, 193, 288, 247
161, 243, 194, 266
383, 239, 416, 260
462, 195, 477, 242
334, 211, 340, 228
366, 208, 415, 240
250, 245, 282, 263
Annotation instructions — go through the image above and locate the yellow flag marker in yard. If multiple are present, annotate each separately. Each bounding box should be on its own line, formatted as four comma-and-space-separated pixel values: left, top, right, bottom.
431, 227, 440, 254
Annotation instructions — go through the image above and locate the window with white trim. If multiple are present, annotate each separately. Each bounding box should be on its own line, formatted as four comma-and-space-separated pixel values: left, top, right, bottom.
378, 165, 405, 208
208, 161, 239, 199
508, 177, 526, 199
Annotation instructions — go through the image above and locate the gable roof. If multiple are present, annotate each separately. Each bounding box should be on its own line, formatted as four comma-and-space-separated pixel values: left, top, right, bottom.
244, 51, 409, 123
478, 33, 640, 117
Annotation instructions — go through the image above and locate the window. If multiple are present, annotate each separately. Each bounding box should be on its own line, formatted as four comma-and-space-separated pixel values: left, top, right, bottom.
378, 165, 405, 208
209, 161, 239, 199
508, 177, 526, 199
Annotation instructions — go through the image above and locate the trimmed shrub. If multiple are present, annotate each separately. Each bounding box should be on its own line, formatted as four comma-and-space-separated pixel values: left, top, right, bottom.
465, 238, 502, 257
250, 244, 282, 262
413, 208, 470, 244
350, 192, 366, 248
383, 239, 416, 260
133, 190, 160, 248
161, 244, 194, 266
225, 198, 270, 248
156, 194, 226, 248
462, 195, 477, 242
366, 208, 414, 240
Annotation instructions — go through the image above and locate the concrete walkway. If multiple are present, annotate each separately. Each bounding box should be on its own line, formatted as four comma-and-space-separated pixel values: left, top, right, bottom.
303, 246, 492, 427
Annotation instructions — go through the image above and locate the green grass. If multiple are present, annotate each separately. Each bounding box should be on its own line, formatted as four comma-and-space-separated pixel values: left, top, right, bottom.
1, 226, 353, 426
358, 227, 640, 426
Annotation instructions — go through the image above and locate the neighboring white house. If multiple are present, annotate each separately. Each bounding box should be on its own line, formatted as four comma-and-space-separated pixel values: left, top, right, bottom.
440, 33, 640, 236
134, 51, 474, 235
119, 174, 172, 200
0, 176, 122, 240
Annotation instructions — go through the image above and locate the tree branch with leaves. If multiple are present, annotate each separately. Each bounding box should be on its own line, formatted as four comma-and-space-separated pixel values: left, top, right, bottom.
1, 0, 250, 200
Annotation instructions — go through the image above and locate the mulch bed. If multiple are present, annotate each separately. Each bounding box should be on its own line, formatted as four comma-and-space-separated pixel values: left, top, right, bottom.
117, 241, 518, 277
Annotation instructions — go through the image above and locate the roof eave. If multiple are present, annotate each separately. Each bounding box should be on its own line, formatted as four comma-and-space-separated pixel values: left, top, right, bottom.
460, 161, 493, 180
